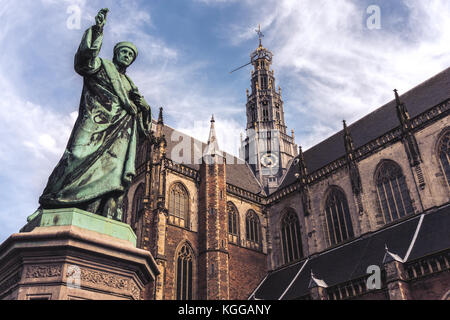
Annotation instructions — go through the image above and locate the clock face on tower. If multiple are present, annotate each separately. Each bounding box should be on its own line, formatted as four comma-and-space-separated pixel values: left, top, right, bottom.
260, 153, 279, 169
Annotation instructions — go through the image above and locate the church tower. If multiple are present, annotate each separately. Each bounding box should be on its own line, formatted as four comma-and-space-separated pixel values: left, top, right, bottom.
240, 26, 297, 194
198, 116, 230, 300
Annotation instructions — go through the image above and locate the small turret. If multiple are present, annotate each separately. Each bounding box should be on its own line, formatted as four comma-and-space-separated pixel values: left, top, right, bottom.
204, 115, 221, 161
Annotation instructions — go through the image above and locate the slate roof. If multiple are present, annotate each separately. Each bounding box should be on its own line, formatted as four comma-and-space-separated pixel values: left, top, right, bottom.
151, 122, 265, 195
251, 204, 450, 300
278, 67, 450, 191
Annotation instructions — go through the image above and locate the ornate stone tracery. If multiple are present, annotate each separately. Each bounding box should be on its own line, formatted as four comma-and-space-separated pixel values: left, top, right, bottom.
375, 160, 414, 224
437, 129, 450, 188
323, 187, 355, 246
227, 202, 239, 244
280, 210, 303, 264
175, 242, 194, 300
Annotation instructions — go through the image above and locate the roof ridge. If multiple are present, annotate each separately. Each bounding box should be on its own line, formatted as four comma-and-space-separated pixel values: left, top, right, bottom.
303, 66, 450, 156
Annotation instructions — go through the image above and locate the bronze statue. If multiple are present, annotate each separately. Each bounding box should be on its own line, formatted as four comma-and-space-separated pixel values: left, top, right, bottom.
38, 9, 152, 221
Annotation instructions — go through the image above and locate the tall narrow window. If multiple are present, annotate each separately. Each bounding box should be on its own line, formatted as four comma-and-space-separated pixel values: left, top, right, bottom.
122, 195, 129, 224
281, 210, 304, 264
324, 188, 355, 246
176, 243, 194, 300
261, 76, 267, 89
132, 184, 145, 225
246, 211, 261, 250
227, 202, 239, 244
132, 184, 145, 246
375, 160, 414, 224
136, 141, 148, 168
438, 131, 450, 189
169, 183, 189, 228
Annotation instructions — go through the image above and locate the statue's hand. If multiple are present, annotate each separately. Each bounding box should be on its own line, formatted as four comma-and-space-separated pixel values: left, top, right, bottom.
130, 91, 150, 112
95, 8, 109, 28
137, 96, 150, 112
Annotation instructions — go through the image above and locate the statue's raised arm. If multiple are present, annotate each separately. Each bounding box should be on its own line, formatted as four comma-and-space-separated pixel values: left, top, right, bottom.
74, 8, 109, 76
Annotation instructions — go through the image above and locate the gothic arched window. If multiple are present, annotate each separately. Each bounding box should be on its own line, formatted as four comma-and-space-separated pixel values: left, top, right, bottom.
246, 211, 261, 250
176, 243, 194, 300
438, 130, 450, 189
281, 210, 304, 264
227, 202, 239, 244
375, 160, 414, 224
324, 188, 355, 246
168, 183, 189, 228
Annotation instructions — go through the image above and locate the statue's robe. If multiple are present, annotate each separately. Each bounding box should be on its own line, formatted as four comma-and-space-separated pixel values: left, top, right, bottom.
39, 26, 151, 209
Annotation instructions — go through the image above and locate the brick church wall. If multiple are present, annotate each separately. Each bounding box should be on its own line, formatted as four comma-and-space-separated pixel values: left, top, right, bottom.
409, 271, 450, 300
163, 226, 199, 300
228, 244, 267, 300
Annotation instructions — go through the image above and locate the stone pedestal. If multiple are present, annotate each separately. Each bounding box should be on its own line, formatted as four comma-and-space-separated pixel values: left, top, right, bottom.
0, 209, 159, 300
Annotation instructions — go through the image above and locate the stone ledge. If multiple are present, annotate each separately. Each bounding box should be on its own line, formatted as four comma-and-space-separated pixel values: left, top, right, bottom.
0, 223, 160, 300
21, 208, 137, 246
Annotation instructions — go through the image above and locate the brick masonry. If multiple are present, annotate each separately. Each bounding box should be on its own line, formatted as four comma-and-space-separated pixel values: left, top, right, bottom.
125, 96, 449, 300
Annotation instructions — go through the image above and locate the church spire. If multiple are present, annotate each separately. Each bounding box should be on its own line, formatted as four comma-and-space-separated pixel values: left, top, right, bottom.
255, 24, 264, 48
204, 115, 221, 158
156, 107, 165, 140
158, 107, 164, 124
394, 89, 422, 168
394, 89, 411, 128
342, 119, 363, 198
394, 88, 401, 106
343, 120, 355, 156
297, 146, 308, 179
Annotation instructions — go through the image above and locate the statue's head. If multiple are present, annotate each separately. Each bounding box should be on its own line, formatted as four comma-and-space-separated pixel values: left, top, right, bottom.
113, 42, 138, 68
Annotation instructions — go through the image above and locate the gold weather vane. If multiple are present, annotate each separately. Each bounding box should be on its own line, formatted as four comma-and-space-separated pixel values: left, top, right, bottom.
256, 24, 264, 47
229, 24, 265, 74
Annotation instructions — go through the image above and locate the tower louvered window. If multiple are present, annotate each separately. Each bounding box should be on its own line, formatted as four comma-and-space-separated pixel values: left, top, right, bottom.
227, 202, 239, 244
375, 161, 414, 224
246, 211, 261, 250
438, 131, 450, 189
324, 188, 355, 246
169, 183, 189, 228
281, 210, 303, 264
176, 243, 193, 300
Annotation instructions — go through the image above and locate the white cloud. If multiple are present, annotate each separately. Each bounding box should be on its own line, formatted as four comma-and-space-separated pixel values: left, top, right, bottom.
224, 0, 450, 149
0, 69, 77, 241
193, 0, 237, 4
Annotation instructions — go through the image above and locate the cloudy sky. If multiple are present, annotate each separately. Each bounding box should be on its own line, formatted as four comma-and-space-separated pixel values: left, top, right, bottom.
1, 0, 450, 242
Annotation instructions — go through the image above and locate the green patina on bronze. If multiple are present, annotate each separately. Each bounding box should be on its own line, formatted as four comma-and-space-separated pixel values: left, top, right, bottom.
22, 208, 137, 246
38, 9, 151, 222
